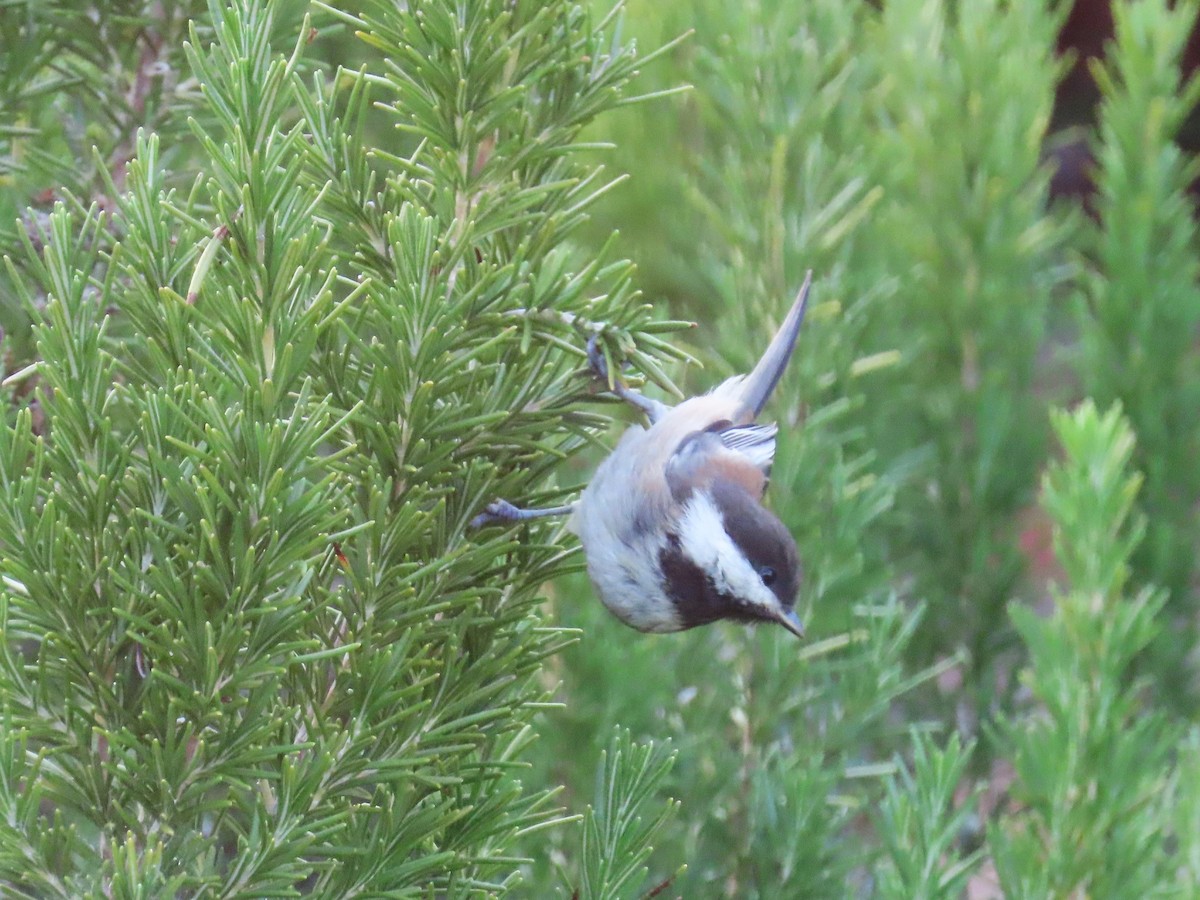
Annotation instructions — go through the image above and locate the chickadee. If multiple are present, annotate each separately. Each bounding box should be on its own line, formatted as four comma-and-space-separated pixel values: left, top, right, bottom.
473, 272, 812, 639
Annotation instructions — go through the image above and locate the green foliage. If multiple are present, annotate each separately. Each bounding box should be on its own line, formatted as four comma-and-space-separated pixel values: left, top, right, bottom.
0, 0, 680, 893
864, 0, 1072, 697
573, 730, 678, 900
1170, 729, 1200, 892
0, 0, 207, 355
1081, 0, 1200, 700
874, 731, 982, 899
991, 402, 1178, 897
3, 0, 1200, 896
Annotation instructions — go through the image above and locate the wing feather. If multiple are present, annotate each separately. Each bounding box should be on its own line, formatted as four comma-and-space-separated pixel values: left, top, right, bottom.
716, 423, 777, 470
665, 428, 770, 501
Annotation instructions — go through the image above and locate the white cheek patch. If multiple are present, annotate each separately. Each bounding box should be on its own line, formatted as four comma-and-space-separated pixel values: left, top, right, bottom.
676, 493, 781, 616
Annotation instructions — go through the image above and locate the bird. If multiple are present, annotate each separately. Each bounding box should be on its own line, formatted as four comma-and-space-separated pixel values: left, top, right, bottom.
472, 272, 812, 639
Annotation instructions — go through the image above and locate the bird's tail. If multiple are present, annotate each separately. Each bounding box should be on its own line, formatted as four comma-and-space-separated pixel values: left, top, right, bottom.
737, 271, 812, 419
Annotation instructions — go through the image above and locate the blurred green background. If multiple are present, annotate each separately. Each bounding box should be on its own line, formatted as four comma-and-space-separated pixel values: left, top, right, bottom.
514, 0, 1200, 894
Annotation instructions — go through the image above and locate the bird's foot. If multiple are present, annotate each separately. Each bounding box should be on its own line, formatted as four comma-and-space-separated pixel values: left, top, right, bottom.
586, 333, 611, 384
470, 499, 576, 529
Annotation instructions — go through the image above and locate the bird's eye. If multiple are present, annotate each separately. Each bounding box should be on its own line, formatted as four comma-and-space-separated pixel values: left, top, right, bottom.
759, 566, 776, 586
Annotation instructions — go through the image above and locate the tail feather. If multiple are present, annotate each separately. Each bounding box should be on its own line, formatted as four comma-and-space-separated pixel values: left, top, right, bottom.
736, 271, 812, 420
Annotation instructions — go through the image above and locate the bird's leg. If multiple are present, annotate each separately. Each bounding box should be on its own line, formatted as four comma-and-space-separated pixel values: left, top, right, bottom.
586, 334, 669, 424
470, 499, 576, 529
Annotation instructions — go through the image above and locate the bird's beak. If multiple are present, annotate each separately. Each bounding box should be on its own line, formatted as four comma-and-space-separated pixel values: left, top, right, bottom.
776, 608, 805, 639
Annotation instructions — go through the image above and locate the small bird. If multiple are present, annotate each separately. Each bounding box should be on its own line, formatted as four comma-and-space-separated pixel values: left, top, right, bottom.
473, 272, 812, 638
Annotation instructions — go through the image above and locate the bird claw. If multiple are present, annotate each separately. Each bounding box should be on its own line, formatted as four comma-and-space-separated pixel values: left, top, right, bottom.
585, 333, 610, 383
470, 498, 576, 529
584, 333, 667, 424
469, 499, 521, 529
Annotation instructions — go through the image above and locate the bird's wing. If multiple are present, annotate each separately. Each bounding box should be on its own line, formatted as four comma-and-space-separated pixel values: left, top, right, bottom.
716, 423, 777, 471
664, 427, 771, 502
